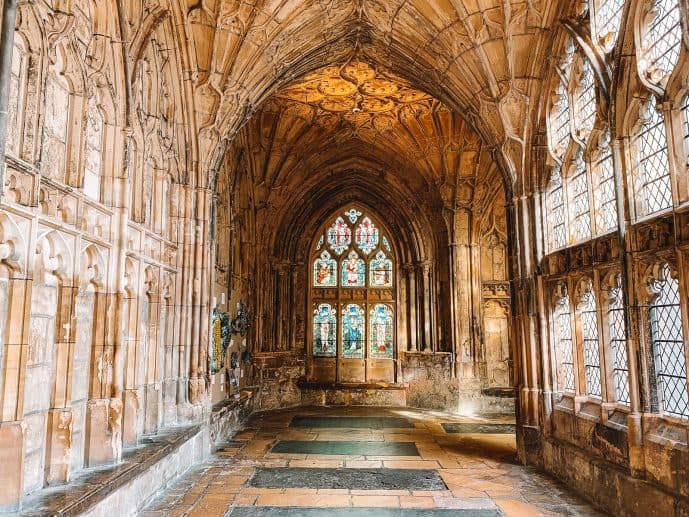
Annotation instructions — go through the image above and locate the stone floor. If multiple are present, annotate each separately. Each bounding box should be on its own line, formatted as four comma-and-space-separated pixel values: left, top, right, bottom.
141, 406, 605, 516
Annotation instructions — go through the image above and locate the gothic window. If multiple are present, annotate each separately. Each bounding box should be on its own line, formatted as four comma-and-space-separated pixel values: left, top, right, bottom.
556, 287, 576, 392
649, 264, 689, 418
633, 96, 673, 216
592, 0, 625, 52
607, 277, 630, 405
638, 0, 682, 87
552, 82, 572, 159
579, 282, 602, 397
682, 93, 689, 160
546, 168, 567, 251
568, 154, 592, 242
573, 58, 596, 142
592, 135, 618, 233
310, 207, 395, 372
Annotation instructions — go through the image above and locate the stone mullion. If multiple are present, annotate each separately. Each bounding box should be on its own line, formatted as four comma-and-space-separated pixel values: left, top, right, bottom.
403, 264, 417, 353
596, 271, 617, 408
419, 261, 432, 353
611, 135, 646, 476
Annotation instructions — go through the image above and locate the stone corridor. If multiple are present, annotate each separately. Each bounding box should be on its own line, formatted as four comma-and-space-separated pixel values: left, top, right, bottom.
141, 407, 602, 516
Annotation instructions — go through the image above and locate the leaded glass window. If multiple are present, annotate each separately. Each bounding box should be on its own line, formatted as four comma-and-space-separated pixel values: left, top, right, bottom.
568, 155, 592, 242
557, 289, 576, 392
593, 0, 625, 52
310, 208, 396, 370
639, 0, 682, 87
547, 168, 567, 251
551, 82, 572, 159
649, 264, 689, 418
593, 143, 618, 233
580, 285, 602, 397
607, 279, 630, 405
573, 58, 596, 142
634, 96, 673, 216
682, 94, 689, 161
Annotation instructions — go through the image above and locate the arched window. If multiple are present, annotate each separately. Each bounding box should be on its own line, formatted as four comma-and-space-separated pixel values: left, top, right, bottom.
638, 0, 682, 87
592, 132, 618, 233
546, 168, 567, 251
568, 153, 592, 242
633, 96, 673, 216
309, 207, 396, 383
592, 0, 625, 52
606, 276, 630, 405
579, 281, 602, 397
649, 264, 688, 418
555, 286, 576, 392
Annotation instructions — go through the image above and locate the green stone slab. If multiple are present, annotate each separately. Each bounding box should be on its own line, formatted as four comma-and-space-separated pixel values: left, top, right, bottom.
248, 467, 446, 491
270, 440, 418, 456
441, 423, 516, 434
289, 416, 413, 429
230, 508, 499, 517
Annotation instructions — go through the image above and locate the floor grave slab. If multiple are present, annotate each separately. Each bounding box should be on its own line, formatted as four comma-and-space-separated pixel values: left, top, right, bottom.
289, 416, 413, 429
441, 423, 516, 434
271, 440, 419, 456
249, 467, 447, 491
230, 508, 499, 517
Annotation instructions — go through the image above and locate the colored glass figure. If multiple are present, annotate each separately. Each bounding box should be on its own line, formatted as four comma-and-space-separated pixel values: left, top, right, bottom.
355, 217, 379, 255
313, 250, 337, 287
370, 304, 393, 358
313, 304, 336, 357
345, 208, 362, 224
327, 216, 351, 255
370, 251, 393, 287
316, 235, 324, 250
382, 236, 391, 252
341, 250, 366, 287
342, 304, 365, 358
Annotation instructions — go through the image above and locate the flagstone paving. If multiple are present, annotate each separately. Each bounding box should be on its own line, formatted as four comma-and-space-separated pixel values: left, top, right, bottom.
141, 406, 606, 516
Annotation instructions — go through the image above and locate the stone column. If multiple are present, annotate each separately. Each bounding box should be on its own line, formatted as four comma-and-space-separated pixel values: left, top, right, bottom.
419, 261, 432, 352
402, 264, 417, 352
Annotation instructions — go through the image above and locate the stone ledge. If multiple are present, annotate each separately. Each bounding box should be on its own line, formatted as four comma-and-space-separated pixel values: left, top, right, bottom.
297, 380, 406, 390
20, 424, 206, 516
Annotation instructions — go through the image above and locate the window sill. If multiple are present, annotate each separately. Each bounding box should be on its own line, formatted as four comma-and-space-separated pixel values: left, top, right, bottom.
643, 413, 689, 451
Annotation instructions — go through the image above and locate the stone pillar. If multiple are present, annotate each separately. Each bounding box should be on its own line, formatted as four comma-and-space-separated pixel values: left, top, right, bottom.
0, 422, 24, 512
403, 264, 417, 352
419, 261, 432, 352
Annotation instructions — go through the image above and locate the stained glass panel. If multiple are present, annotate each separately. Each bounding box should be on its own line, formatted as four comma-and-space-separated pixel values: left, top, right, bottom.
313, 250, 337, 287
328, 216, 351, 255
345, 208, 362, 223
355, 217, 379, 255
370, 304, 394, 358
316, 235, 324, 250
382, 236, 391, 252
341, 251, 366, 287
370, 251, 393, 287
313, 304, 336, 357
342, 304, 365, 358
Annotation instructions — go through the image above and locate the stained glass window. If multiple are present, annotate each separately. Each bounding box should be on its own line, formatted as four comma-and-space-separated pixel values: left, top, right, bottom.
341, 251, 365, 287
607, 279, 630, 405
355, 217, 379, 255
634, 96, 672, 216
370, 251, 393, 287
311, 208, 396, 364
328, 216, 351, 255
557, 290, 576, 392
593, 0, 625, 52
580, 286, 602, 397
313, 250, 337, 287
639, 0, 681, 87
649, 264, 689, 418
370, 304, 393, 358
313, 304, 336, 357
342, 304, 365, 358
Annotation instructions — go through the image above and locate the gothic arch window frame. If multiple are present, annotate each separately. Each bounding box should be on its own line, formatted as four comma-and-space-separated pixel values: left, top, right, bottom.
642, 262, 689, 420
590, 0, 627, 54
551, 280, 577, 394
575, 276, 605, 399
307, 205, 397, 384
7, 35, 30, 161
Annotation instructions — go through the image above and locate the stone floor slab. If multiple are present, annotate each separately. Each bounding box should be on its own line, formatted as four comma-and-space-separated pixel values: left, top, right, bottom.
249, 467, 447, 491
441, 423, 516, 434
229, 507, 500, 516
271, 440, 419, 456
290, 416, 413, 429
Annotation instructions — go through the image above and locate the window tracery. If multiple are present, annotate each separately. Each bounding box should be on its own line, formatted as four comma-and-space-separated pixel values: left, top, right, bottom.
555, 285, 576, 392
592, 132, 618, 233
592, 0, 625, 52
648, 264, 689, 418
633, 96, 673, 216
310, 208, 395, 362
579, 281, 602, 397
606, 275, 630, 405
638, 0, 682, 88
568, 153, 593, 242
